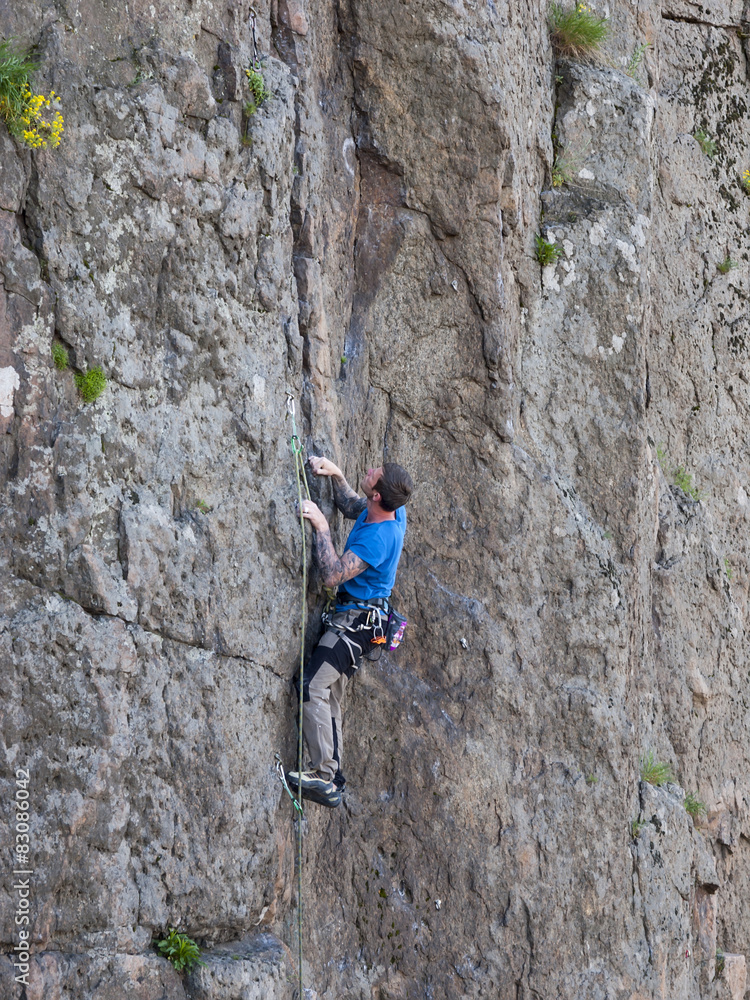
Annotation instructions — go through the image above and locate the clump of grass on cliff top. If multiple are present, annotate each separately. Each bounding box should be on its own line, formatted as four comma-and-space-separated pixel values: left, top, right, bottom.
74, 366, 107, 403
548, 2, 609, 58
639, 751, 674, 787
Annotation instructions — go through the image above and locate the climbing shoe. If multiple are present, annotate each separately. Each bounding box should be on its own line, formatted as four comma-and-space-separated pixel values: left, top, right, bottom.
285, 769, 342, 808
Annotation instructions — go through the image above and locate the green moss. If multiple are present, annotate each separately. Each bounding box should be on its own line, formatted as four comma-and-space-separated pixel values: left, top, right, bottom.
51, 342, 69, 370
74, 366, 107, 403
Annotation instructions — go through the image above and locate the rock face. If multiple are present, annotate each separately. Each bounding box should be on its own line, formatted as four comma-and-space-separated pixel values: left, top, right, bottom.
1, 0, 749, 998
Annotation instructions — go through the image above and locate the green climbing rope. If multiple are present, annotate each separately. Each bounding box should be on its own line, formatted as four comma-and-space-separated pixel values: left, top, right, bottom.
287, 393, 311, 1000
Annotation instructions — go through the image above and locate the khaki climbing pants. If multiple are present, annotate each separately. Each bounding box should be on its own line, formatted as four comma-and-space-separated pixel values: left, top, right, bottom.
298, 609, 374, 782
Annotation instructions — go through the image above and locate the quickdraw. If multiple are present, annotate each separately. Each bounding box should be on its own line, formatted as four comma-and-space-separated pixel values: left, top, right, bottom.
275, 752, 304, 814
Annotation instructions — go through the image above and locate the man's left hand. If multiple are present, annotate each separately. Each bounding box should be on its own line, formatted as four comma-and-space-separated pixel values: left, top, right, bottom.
299, 499, 328, 532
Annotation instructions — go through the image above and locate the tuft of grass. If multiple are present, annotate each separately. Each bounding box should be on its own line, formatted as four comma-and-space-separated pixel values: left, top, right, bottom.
0, 39, 38, 121
548, 2, 609, 58
724, 557, 732, 581
717, 256, 738, 275
631, 817, 645, 839
656, 445, 702, 502
672, 464, 702, 501
716, 950, 725, 978
51, 342, 69, 371
625, 41, 650, 84
74, 366, 107, 403
684, 791, 707, 820
552, 139, 590, 187
154, 928, 206, 973
693, 129, 716, 158
195, 499, 212, 514
535, 232, 563, 266
640, 750, 675, 787
586, 773, 597, 785
0, 39, 63, 149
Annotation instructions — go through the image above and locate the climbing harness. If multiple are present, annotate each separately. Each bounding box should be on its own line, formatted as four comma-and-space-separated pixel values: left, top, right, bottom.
323, 590, 408, 654
286, 391, 310, 1000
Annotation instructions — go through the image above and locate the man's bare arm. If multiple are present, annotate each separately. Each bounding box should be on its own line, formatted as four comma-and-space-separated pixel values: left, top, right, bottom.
331, 477, 367, 520
314, 529, 369, 587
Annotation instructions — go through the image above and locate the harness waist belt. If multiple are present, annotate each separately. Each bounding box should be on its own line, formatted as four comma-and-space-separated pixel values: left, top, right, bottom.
336, 587, 389, 610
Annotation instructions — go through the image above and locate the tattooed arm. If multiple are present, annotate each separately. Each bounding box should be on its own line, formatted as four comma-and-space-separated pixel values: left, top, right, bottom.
308, 455, 367, 520
313, 528, 369, 588
299, 499, 369, 586
331, 476, 367, 520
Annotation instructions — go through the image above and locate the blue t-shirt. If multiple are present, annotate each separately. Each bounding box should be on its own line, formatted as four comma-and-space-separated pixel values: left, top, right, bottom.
340, 506, 406, 603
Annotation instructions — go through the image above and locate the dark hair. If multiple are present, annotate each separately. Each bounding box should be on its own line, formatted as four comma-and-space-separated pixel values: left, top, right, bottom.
375, 462, 413, 512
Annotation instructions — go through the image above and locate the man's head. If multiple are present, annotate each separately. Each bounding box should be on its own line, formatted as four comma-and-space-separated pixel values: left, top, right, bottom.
362, 462, 413, 512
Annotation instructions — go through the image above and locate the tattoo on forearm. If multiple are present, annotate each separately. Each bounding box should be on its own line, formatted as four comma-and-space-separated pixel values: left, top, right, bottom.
332, 477, 367, 520
314, 530, 369, 587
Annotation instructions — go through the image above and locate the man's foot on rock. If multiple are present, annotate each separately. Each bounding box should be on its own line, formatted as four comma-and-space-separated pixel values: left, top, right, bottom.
285, 769, 342, 808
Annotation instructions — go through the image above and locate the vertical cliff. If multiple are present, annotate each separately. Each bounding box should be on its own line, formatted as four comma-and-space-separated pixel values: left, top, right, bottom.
1, 0, 749, 997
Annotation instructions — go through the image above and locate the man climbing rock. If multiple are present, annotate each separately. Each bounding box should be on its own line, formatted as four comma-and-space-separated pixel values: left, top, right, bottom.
286, 457, 413, 807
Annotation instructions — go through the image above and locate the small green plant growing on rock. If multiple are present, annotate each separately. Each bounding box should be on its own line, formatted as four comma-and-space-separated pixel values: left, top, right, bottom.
742, 169, 750, 193
552, 140, 590, 187
724, 557, 733, 580
154, 928, 206, 973
535, 233, 563, 266
51, 342, 69, 371
640, 751, 674, 786
716, 949, 725, 978
693, 129, 716, 158
244, 63, 270, 117
631, 817, 645, 838
548, 2, 609, 58
656, 445, 702, 501
195, 499, 212, 514
684, 791, 707, 821
74, 366, 107, 403
717, 256, 738, 275
672, 464, 701, 501
625, 41, 650, 83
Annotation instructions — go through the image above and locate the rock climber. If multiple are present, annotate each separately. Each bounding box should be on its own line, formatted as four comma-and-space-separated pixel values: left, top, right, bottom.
285, 456, 413, 807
